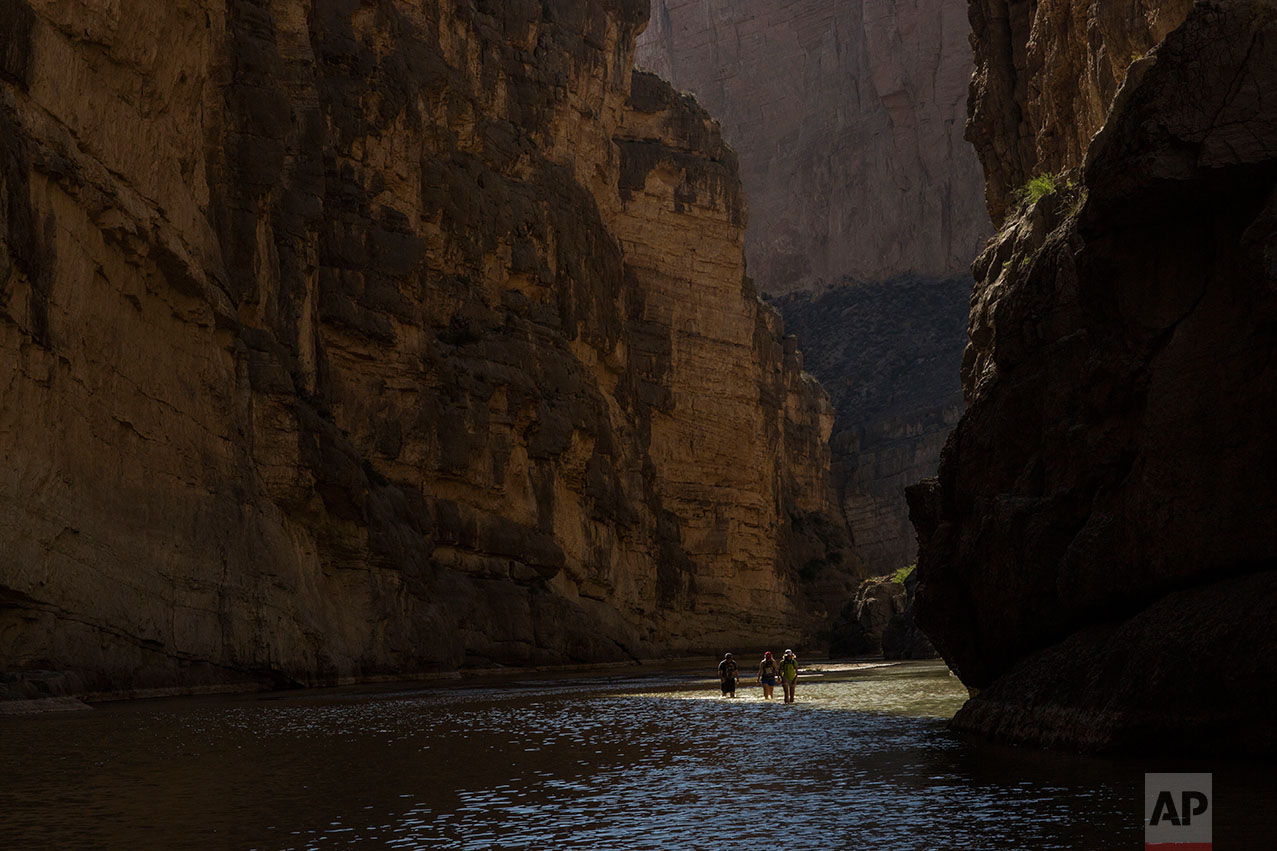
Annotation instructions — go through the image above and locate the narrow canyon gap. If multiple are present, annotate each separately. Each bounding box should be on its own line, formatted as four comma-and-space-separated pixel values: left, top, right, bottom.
636, 0, 989, 582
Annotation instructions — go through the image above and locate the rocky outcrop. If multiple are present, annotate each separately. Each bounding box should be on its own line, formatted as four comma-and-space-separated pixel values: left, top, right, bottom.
774, 279, 969, 575
829, 568, 935, 659
0, 0, 858, 697
637, 0, 987, 295
881, 569, 935, 660
911, 0, 1277, 753
830, 576, 906, 657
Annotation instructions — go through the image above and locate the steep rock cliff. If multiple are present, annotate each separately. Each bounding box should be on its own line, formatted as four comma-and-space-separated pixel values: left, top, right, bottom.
0, 0, 857, 697
635, 0, 986, 586
637, 0, 987, 294
911, 0, 1277, 753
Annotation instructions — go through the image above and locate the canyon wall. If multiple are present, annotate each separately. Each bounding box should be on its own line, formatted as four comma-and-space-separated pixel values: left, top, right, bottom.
911, 0, 1277, 753
0, 0, 858, 698
637, 0, 988, 295
637, 0, 988, 579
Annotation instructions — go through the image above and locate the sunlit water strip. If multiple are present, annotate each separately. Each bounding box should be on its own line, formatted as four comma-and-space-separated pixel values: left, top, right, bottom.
1, 660, 1272, 849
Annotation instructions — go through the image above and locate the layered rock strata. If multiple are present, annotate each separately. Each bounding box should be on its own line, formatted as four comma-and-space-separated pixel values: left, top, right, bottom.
0, 0, 857, 696
637, 0, 988, 294
910, 0, 1277, 753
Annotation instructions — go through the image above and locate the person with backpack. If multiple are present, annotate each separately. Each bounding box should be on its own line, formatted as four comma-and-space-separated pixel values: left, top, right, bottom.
718, 652, 739, 697
756, 650, 778, 699
779, 649, 799, 703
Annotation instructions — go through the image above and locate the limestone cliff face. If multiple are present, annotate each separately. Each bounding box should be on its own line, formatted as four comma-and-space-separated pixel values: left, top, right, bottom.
636, 0, 986, 583
911, 0, 1277, 753
0, 0, 856, 697
637, 0, 987, 295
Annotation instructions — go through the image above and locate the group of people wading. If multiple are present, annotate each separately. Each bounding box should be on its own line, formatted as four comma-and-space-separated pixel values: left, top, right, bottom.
717, 649, 799, 703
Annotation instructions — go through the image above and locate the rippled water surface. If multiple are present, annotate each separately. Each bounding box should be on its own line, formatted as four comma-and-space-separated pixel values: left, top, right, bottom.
2, 660, 1272, 849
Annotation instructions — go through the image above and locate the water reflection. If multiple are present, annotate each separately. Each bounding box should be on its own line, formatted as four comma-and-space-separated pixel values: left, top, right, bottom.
1, 661, 1271, 849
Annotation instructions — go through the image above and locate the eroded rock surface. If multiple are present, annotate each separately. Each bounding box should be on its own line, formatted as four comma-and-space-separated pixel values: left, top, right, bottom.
830, 568, 935, 660
968, 0, 1195, 221
911, 0, 1277, 753
0, 0, 858, 696
830, 576, 905, 658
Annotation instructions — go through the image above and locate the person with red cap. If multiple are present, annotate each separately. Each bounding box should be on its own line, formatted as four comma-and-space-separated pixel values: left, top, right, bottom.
756, 651, 778, 699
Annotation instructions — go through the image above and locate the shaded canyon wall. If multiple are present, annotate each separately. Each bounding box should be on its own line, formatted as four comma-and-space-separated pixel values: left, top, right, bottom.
0, 0, 858, 697
910, 0, 1277, 754
773, 280, 968, 577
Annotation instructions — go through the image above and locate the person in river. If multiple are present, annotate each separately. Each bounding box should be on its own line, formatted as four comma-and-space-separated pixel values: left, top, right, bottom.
718, 652, 739, 697
779, 649, 799, 703
756, 650, 778, 699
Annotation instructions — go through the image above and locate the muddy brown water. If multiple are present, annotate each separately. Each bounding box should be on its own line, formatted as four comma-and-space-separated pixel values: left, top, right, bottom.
1, 660, 1272, 849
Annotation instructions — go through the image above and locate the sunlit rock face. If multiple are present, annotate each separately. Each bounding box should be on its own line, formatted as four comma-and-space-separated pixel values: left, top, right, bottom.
0, 0, 859, 696
910, 0, 1277, 754
967, 0, 1197, 222
636, 0, 988, 578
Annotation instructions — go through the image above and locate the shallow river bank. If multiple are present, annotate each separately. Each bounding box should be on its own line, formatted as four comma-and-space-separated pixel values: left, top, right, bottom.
2, 660, 1271, 849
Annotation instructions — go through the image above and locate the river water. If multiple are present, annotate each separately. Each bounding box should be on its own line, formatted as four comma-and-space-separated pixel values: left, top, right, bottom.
1, 660, 1272, 849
